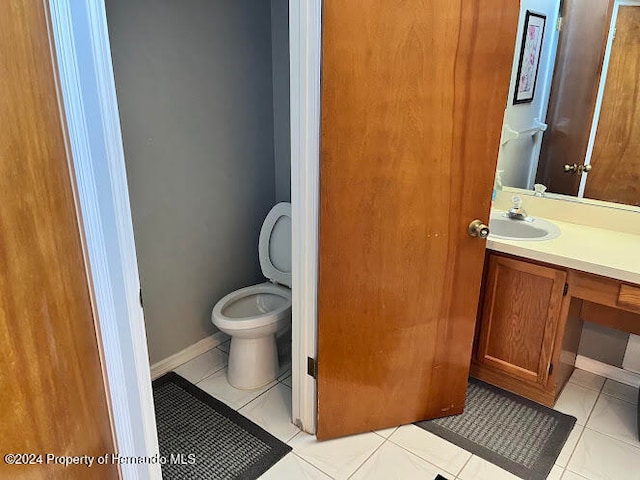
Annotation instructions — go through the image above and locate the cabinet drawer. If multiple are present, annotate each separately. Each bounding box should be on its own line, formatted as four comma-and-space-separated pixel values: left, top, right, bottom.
569, 270, 640, 314
619, 284, 640, 311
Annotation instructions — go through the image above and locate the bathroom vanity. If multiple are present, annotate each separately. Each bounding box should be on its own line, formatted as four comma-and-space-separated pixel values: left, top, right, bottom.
470, 195, 640, 408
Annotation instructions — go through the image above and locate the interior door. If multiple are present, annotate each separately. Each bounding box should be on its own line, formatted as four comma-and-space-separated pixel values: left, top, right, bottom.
0, 2, 117, 478
535, 0, 613, 195
317, 0, 520, 440
584, 5, 640, 206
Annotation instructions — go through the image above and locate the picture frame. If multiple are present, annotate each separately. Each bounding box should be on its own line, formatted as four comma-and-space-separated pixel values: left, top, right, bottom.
513, 10, 546, 105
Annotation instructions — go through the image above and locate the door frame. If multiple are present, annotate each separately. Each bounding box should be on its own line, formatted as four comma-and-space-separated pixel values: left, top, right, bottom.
48, 2, 161, 478
48, 1, 322, 477
290, 0, 322, 434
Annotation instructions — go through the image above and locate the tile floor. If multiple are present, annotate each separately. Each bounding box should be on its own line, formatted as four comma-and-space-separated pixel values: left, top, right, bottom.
173, 345, 640, 480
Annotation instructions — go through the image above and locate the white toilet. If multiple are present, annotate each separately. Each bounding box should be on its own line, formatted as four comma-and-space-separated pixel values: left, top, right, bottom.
211, 202, 291, 389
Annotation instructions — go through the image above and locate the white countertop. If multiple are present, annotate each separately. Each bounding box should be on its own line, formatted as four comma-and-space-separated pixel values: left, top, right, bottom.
486, 217, 640, 285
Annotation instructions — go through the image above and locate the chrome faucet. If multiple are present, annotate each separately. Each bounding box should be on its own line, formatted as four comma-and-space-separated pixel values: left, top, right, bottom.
506, 195, 528, 220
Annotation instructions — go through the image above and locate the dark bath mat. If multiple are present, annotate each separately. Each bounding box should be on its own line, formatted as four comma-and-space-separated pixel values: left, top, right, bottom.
416, 378, 576, 480
152, 372, 291, 480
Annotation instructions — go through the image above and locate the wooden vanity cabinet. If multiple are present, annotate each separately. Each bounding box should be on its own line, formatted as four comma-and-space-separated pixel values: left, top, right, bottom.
470, 253, 578, 406
471, 252, 640, 407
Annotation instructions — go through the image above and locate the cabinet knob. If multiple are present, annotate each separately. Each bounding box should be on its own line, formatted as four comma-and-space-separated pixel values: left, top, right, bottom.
468, 220, 490, 239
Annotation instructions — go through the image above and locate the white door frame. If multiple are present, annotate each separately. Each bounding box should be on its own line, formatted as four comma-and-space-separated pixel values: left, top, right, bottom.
48, 0, 322, 477
289, 0, 322, 435
48, 2, 160, 479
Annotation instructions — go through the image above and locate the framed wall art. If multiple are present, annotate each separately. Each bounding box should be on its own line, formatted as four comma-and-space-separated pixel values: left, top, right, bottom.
513, 10, 546, 104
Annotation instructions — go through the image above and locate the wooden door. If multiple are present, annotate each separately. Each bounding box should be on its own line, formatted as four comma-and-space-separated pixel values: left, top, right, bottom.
585, 5, 640, 206
317, 0, 519, 440
535, 0, 613, 195
0, 2, 117, 479
476, 255, 567, 386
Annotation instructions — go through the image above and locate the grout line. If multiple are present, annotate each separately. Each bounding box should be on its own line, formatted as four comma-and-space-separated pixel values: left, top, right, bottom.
581, 425, 640, 450
192, 362, 229, 386
236, 378, 284, 411
291, 452, 338, 480
455, 454, 473, 480
372, 427, 397, 439
286, 430, 302, 445
599, 389, 639, 407
562, 468, 590, 479
581, 380, 606, 427
559, 424, 586, 474
384, 434, 461, 479
346, 436, 388, 479
558, 380, 605, 473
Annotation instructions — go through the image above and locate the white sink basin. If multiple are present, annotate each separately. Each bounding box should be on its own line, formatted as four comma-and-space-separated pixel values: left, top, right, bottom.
489, 212, 561, 241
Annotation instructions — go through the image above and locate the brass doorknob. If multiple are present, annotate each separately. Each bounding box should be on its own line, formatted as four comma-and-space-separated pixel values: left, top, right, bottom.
468, 220, 490, 239
564, 163, 592, 174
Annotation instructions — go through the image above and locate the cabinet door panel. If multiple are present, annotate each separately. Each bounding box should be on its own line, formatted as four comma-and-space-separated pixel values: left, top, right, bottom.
477, 255, 567, 385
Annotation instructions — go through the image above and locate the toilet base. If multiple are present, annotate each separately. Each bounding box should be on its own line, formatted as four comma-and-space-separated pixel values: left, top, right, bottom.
227, 334, 279, 390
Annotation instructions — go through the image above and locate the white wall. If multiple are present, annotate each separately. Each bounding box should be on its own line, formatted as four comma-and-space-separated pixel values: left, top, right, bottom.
496, 0, 560, 190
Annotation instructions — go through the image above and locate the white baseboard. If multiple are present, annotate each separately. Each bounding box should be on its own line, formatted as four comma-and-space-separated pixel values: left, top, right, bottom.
150, 332, 229, 380
575, 355, 640, 388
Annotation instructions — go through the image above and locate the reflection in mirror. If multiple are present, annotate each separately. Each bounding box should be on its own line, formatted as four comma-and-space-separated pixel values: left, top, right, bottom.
495, 0, 640, 208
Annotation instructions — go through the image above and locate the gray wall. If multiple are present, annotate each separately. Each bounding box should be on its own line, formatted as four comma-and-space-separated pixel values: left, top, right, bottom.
107, 0, 276, 363
578, 321, 630, 367
271, 0, 291, 202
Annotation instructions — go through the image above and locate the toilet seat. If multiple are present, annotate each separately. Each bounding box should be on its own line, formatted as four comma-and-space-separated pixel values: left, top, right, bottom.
212, 282, 291, 331
258, 202, 291, 287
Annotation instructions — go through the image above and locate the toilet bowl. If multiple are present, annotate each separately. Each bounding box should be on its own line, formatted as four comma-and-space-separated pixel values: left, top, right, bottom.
211, 202, 291, 389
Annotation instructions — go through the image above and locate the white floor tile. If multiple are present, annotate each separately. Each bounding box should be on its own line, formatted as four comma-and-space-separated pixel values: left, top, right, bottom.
547, 465, 564, 480
458, 455, 520, 480
388, 424, 471, 476
259, 453, 331, 479
601, 380, 639, 405
281, 375, 292, 388
555, 425, 584, 468
217, 340, 230, 354
561, 471, 588, 479
567, 428, 640, 480
239, 383, 300, 442
586, 394, 639, 447
196, 368, 276, 409
372, 426, 397, 439
288, 431, 384, 480
553, 383, 600, 426
568, 370, 606, 392
350, 441, 448, 480
173, 349, 228, 384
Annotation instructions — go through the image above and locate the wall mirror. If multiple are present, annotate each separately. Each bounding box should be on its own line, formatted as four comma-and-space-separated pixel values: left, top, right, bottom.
495, 0, 640, 210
